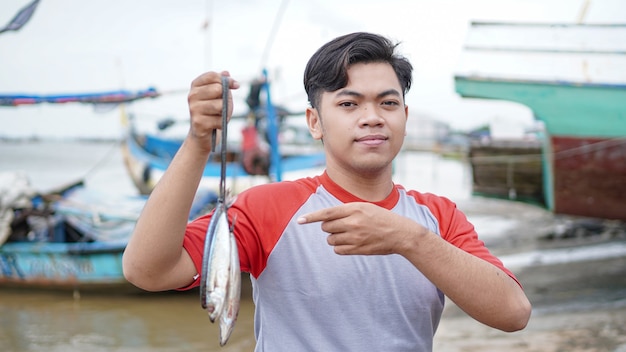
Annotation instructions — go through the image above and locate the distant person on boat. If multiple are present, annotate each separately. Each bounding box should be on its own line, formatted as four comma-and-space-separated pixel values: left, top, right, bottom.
123, 32, 531, 351
245, 75, 265, 127
241, 75, 271, 175
244, 74, 288, 147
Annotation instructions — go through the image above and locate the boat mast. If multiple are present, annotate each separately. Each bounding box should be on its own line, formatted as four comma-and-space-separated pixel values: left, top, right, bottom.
260, 0, 290, 182
576, 0, 591, 24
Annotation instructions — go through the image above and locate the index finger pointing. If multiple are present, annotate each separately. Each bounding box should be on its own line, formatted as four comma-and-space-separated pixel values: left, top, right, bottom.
297, 206, 344, 225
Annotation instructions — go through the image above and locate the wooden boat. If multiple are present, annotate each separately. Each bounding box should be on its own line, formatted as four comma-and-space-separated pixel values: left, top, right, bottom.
0, 171, 215, 290
455, 22, 626, 221
121, 77, 325, 195
468, 138, 544, 206
122, 113, 326, 195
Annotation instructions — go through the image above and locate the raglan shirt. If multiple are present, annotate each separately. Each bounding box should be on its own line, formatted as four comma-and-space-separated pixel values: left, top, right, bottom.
182, 172, 519, 351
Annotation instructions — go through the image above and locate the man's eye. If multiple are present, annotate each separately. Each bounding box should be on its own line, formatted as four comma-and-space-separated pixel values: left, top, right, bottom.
382, 101, 399, 106
339, 102, 355, 107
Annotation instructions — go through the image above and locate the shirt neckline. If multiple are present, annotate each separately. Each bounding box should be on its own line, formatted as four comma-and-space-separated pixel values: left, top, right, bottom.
319, 171, 400, 210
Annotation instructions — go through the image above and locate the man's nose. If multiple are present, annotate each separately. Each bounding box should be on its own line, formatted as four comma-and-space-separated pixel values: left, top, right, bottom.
359, 105, 384, 126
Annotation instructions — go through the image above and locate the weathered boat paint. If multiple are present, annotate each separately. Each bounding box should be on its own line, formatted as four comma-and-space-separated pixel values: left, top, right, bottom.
455, 22, 626, 220
468, 139, 544, 205
550, 136, 626, 220
0, 241, 128, 289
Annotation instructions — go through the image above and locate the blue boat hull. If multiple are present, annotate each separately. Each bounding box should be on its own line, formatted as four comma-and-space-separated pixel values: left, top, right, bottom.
0, 241, 129, 289
122, 120, 326, 195
0, 177, 216, 290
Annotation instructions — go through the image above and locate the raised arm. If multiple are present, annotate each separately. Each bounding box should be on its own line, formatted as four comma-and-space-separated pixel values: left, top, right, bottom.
122, 71, 240, 291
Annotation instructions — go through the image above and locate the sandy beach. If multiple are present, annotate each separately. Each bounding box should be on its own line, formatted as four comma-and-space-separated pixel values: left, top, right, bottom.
436, 305, 626, 352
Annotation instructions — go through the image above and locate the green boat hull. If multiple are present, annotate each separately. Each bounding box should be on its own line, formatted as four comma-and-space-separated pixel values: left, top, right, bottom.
455, 78, 626, 138
456, 77, 626, 220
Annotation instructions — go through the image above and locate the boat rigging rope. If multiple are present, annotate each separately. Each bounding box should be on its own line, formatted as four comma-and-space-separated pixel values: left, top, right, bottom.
259, 0, 290, 71
81, 139, 123, 182
469, 137, 626, 164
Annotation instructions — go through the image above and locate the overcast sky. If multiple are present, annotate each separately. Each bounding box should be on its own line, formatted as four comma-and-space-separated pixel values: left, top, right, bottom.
1, 0, 624, 139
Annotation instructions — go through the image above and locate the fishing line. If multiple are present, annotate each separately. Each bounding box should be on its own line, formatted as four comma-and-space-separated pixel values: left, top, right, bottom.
200, 75, 231, 309
219, 75, 229, 202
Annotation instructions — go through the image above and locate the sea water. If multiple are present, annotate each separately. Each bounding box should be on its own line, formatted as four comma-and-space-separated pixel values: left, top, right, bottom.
0, 140, 136, 196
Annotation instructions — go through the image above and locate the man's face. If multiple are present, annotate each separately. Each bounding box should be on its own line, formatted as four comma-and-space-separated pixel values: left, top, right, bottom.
306, 62, 408, 177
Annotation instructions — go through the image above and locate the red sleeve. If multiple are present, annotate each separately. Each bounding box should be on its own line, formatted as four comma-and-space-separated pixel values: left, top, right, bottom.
412, 192, 522, 288
180, 178, 319, 289
177, 212, 211, 291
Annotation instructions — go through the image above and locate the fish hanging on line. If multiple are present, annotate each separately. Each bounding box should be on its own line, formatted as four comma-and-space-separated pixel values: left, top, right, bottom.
199, 75, 241, 346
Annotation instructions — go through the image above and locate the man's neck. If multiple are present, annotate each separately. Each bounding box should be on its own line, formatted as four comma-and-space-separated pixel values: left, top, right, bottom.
325, 167, 394, 202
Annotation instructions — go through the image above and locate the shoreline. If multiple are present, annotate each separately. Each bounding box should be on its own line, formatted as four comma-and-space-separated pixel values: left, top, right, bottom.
434, 196, 626, 352
435, 302, 626, 352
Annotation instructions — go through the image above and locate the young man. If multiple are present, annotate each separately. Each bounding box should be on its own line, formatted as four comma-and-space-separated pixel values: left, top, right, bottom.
123, 32, 531, 351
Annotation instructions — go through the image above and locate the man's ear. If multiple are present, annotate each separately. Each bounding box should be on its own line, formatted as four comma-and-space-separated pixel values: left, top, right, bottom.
306, 107, 323, 140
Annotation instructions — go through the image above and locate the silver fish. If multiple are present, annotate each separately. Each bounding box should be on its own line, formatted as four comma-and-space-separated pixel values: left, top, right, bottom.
201, 204, 231, 323
218, 231, 241, 346
199, 75, 241, 346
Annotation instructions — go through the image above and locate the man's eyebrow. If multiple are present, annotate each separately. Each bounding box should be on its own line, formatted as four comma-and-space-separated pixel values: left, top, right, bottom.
377, 89, 402, 99
334, 89, 402, 99
335, 90, 362, 98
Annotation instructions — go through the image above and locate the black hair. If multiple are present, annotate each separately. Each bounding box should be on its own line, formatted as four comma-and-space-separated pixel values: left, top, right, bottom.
303, 32, 413, 109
